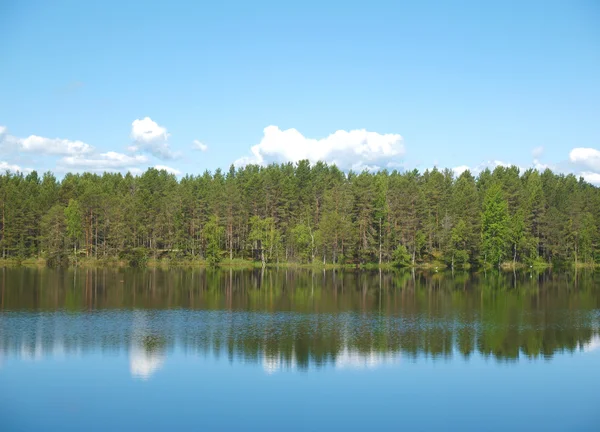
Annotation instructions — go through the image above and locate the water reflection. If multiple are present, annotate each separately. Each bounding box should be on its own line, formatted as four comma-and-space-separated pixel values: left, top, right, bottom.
1, 269, 599, 431
263, 348, 402, 374
1, 310, 598, 377
0, 268, 599, 377
334, 348, 401, 370
130, 311, 166, 380
582, 334, 600, 353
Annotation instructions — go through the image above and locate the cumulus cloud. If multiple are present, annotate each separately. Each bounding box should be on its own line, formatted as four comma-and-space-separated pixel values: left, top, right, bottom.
154, 165, 181, 175
130, 117, 177, 160
568, 147, 600, 185
452, 165, 471, 176
20, 136, 93, 155
569, 148, 600, 172
131, 117, 169, 142
192, 139, 208, 152
581, 172, 600, 185
234, 126, 404, 171
532, 159, 549, 171
0, 161, 24, 172
1, 123, 182, 175
452, 160, 517, 177
60, 152, 148, 171
0, 126, 93, 156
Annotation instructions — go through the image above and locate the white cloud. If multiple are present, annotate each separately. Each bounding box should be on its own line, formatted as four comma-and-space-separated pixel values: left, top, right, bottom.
568, 147, 600, 185
192, 139, 208, 152
234, 125, 404, 170
20, 135, 93, 155
60, 152, 148, 171
0, 126, 93, 156
0, 161, 23, 172
0, 123, 184, 176
452, 160, 518, 177
569, 148, 600, 172
532, 146, 544, 158
452, 165, 471, 176
131, 117, 169, 143
532, 159, 549, 171
580, 172, 600, 186
352, 162, 381, 172
154, 164, 181, 175
130, 117, 177, 160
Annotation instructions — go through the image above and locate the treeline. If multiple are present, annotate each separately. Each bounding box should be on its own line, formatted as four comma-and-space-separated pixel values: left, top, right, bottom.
1, 161, 599, 267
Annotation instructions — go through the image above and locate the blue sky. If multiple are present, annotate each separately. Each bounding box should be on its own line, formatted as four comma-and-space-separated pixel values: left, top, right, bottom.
0, 0, 599, 180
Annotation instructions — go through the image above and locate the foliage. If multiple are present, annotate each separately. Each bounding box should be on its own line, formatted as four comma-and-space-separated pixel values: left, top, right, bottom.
122, 247, 148, 267
203, 216, 224, 266
392, 245, 411, 267
0, 164, 599, 268
41, 204, 67, 267
248, 216, 282, 265
481, 184, 510, 267
64, 198, 83, 257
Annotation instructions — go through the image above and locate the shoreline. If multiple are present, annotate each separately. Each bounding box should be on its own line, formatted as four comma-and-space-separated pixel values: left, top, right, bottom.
0, 257, 597, 271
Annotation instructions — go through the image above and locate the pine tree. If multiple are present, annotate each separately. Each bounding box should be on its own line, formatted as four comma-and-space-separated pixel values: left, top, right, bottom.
41, 204, 67, 266
64, 199, 83, 260
481, 184, 510, 267
1, 162, 599, 268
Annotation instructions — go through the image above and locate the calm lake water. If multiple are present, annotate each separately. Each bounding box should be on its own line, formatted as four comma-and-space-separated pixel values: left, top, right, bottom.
1, 268, 599, 431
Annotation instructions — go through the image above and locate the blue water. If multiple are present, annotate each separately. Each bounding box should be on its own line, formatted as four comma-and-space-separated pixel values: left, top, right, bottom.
1, 268, 600, 431
1, 310, 599, 431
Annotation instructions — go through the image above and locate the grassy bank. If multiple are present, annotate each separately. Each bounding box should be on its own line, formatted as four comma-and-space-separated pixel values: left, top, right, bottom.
0, 257, 47, 268
499, 261, 552, 271
1, 257, 597, 271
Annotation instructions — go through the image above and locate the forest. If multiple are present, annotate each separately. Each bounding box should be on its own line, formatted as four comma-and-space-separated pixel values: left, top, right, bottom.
0, 161, 599, 268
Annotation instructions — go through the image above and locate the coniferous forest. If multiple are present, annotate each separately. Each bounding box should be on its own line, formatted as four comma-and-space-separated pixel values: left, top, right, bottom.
1, 161, 599, 268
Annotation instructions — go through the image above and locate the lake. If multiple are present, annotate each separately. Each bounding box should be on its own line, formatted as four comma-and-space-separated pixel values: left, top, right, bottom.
1, 268, 599, 431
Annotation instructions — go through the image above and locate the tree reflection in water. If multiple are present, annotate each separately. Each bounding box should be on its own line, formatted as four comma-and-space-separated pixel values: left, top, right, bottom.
0, 268, 599, 374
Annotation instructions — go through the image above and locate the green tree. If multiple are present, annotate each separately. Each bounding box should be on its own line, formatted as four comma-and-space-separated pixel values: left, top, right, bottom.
392, 244, 412, 267
249, 216, 282, 266
481, 184, 510, 267
41, 204, 67, 267
447, 219, 470, 268
1, 162, 600, 269
292, 222, 315, 263
64, 198, 83, 259
203, 216, 224, 266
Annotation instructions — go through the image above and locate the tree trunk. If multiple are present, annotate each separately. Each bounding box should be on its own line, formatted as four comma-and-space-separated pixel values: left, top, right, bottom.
379, 217, 382, 266
229, 223, 233, 260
